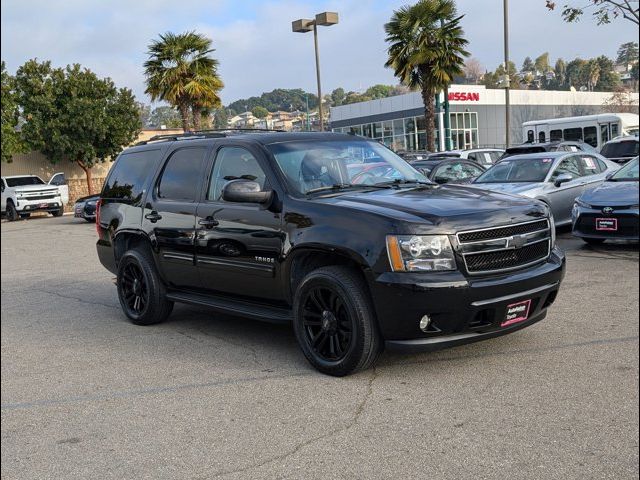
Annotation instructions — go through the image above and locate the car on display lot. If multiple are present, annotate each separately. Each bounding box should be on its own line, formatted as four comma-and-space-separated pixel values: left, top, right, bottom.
572, 156, 639, 244
501, 141, 597, 159
409, 158, 486, 184
74, 194, 100, 222
599, 135, 639, 164
1, 173, 69, 221
471, 152, 619, 226
454, 148, 505, 167
396, 150, 431, 162
95, 131, 565, 376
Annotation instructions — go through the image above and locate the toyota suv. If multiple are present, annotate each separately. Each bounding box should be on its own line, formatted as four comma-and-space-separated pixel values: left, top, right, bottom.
96, 131, 565, 376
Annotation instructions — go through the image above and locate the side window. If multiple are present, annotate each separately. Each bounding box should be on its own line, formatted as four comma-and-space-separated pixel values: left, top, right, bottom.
563, 127, 583, 142
467, 153, 477, 161
583, 126, 598, 147
600, 124, 610, 144
550, 129, 563, 141
538, 131, 546, 143
103, 149, 161, 204
207, 147, 266, 202
596, 158, 607, 172
527, 130, 535, 143
157, 147, 207, 202
579, 155, 600, 175
50, 173, 66, 186
610, 123, 619, 138
551, 156, 582, 180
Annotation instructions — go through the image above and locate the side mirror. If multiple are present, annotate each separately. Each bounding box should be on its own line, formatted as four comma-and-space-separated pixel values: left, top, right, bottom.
554, 173, 573, 187
222, 179, 273, 204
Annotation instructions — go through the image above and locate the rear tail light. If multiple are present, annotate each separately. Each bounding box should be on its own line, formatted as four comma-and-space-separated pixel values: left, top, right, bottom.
95, 198, 102, 235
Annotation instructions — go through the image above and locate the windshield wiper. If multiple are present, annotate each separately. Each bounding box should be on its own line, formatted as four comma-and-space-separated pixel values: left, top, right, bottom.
374, 178, 433, 187
305, 183, 392, 195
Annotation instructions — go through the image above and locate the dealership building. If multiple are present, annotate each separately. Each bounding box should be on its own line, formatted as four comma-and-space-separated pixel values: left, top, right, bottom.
329, 84, 638, 151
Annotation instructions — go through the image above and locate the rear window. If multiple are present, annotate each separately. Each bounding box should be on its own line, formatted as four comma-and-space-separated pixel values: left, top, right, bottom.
5, 176, 45, 187
600, 140, 639, 159
102, 149, 161, 204
504, 146, 546, 156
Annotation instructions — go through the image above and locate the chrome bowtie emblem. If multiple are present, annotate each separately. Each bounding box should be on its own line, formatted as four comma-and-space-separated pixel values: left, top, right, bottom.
602, 207, 614, 214
506, 235, 527, 249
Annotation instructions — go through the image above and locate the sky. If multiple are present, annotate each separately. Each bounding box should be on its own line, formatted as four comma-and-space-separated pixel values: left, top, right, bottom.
1, 0, 638, 106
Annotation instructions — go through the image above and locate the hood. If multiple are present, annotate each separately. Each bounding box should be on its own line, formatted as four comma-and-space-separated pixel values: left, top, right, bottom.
317, 184, 547, 232
580, 181, 639, 206
14, 184, 59, 193
470, 182, 538, 196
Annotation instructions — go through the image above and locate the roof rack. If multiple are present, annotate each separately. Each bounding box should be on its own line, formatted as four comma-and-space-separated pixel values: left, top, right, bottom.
134, 128, 286, 146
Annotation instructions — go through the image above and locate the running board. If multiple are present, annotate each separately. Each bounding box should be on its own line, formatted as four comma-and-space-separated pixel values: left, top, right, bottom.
166, 291, 292, 324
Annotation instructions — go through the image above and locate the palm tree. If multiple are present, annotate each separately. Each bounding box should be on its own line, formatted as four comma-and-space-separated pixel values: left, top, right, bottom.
385, 0, 469, 151
144, 31, 223, 131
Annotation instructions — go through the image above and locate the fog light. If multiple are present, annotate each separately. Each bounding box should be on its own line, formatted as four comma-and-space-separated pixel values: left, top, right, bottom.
419, 315, 432, 332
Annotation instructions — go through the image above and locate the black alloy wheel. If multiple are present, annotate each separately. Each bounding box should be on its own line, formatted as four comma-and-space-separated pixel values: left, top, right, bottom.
6, 201, 18, 221
120, 262, 149, 317
293, 266, 383, 376
301, 286, 356, 362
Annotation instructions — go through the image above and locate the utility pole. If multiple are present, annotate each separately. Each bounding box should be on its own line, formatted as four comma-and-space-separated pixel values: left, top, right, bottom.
503, 0, 511, 147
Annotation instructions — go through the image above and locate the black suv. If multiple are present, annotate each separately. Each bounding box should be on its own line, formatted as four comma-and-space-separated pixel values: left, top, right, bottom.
96, 131, 565, 376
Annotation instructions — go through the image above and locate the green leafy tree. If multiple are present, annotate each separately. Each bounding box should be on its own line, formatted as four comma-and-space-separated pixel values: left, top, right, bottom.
364, 84, 394, 99
385, 0, 469, 151
617, 41, 639, 65
495, 61, 520, 88
593, 55, 620, 91
631, 63, 639, 91
554, 58, 567, 88
545, 1, 639, 25
566, 58, 589, 89
15, 60, 140, 194
586, 59, 601, 91
331, 87, 346, 106
148, 106, 182, 128
535, 52, 552, 73
213, 108, 229, 129
252, 106, 269, 118
521, 56, 535, 73
144, 31, 223, 132
481, 70, 499, 88
1, 62, 25, 163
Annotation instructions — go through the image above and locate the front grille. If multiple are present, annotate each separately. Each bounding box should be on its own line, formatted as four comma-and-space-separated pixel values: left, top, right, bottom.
457, 219, 552, 275
458, 219, 548, 242
465, 240, 550, 273
24, 194, 57, 201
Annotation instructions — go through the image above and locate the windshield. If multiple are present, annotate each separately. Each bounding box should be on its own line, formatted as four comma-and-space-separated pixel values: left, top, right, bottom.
610, 157, 639, 181
475, 157, 555, 183
5, 176, 45, 187
267, 140, 429, 194
600, 140, 639, 159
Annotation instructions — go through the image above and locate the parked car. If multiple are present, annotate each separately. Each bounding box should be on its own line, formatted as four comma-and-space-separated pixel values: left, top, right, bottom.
410, 158, 486, 184
501, 141, 597, 159
96, 131, 565, 376
599, 135, 639, 164
572, 156, 639, 244
396, 150, 431, 162
455, 148, 505, 167
1, 173, 69, 221
74, 194, 100, 222
472, 152, 619, 225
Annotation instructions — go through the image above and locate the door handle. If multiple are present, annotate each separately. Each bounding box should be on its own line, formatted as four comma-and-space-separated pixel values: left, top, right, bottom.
145, 211, 162, 223
198, 217, 219, 229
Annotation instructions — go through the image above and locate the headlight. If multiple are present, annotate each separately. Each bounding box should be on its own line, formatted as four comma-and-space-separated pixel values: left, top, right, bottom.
386, 235, 456, 271
574, 198, 591, 209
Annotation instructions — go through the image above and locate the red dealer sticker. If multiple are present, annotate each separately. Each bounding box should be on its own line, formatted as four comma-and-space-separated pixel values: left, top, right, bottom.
501, 299, 532, 327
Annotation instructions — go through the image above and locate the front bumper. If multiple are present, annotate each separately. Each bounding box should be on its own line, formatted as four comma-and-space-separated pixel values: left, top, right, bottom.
15, 199, 62, 213
74, 203, 96, 219
368, 246, 565, 349
572, 206, 639, 240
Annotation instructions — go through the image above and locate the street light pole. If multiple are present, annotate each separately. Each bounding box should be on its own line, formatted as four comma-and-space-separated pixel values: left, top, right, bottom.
292, 12, 339, 132
503, 0, 511, 148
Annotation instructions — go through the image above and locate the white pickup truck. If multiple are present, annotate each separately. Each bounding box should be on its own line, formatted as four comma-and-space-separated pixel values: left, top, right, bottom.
1, 173, 69, 221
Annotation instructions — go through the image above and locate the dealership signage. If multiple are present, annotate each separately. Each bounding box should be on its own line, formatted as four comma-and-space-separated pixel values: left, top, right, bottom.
448, 92, 480, 101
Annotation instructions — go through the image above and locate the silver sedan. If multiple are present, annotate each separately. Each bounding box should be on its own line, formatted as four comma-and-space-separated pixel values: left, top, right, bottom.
471, 152, 620, 225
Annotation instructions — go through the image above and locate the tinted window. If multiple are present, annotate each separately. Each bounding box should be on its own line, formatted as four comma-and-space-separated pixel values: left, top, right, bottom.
600, 140, 639, 159
538, 131, 546, 143
563, 128, 583, 141
600, 124, 610, 144
208, 147, 267, 201
551, 156, 582, 180
6, 176, 45, 187
102, 150, 161, 204
49, 173, 66, 186
527, 130, 534, 142
583, 126, 597, 147
550, 129, 563, 141
157, 147, 207, 202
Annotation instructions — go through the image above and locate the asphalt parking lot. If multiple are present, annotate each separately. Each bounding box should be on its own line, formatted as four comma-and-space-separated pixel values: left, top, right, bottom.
1, 215, 638, 480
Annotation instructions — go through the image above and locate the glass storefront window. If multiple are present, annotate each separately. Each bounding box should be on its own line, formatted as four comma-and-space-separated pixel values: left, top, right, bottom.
362, 124, 373, 138
349, 125, 362, 136
416, 116, 426, 131
393, 119, 404, 136
372, 122, 383, 138
404, 118, 416, 135
470, 113, 477, 129
383, 121, 393, 137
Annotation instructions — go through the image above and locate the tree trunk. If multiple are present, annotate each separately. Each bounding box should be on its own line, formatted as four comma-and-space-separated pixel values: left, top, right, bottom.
77, 160, 93, 195
421, 84, 436, 152
179, 103, 190, 132
192, 106, 201, 131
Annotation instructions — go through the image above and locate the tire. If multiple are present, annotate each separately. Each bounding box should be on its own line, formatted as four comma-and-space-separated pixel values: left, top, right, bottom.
293, 266, 383, 376
85, 217, 95, 223
582, 237, 605, 245
116, 247, 174, 325
19, 213, 31, 219
6, 201, 18, 221
52, 208, 63, 217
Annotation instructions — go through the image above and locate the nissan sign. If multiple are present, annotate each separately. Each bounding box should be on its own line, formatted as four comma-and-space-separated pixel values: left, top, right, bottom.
448, 92, 480, 101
